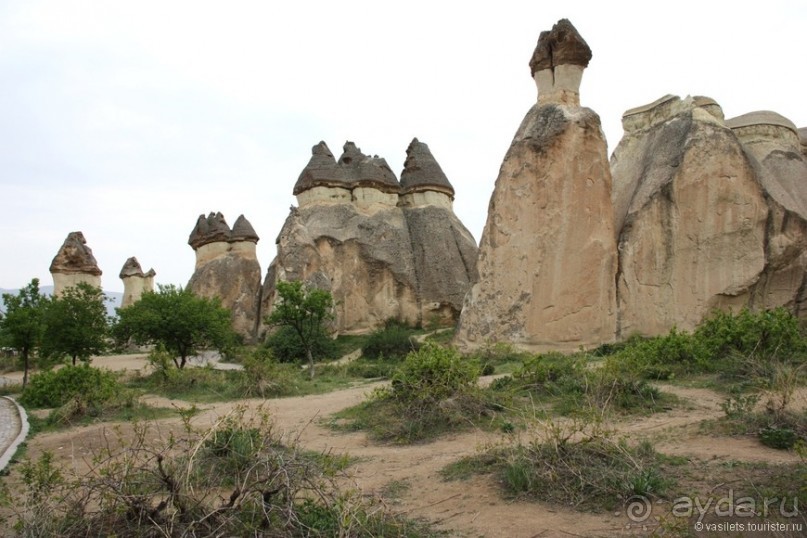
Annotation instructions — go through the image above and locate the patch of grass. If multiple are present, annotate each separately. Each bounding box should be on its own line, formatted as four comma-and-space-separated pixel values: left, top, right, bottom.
466, 341, 531, 375
703, 393, 807, 450
443, 420, 671, 512
380, 479, 411, 500
489, 351, 677, 417
423, 328, 456, 346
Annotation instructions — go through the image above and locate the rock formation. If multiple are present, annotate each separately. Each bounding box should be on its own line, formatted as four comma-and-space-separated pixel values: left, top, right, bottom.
119, 257, 155, 308
612, 96, 769, 335
399, 139, 479, 324
262, 139, 478, 334
187, 212, 262, 340
726, 111, 807, 315
611, 96, 807, 336
455, 19, 618, 351
49, 231, 102, 296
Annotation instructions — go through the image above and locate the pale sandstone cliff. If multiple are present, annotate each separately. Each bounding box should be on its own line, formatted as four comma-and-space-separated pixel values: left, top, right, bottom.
455, 19, 617, 351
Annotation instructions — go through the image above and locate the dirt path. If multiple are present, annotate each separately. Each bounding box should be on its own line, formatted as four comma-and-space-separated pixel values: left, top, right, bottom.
16, 379, 805, 537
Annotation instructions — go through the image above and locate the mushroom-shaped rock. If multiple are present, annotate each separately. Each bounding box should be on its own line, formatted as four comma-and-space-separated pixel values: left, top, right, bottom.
400, 138, 454, 198
293, 141, 350, 195
231, 215, 260, 243
339, 141, 400, 193
529, 18, 591, 74
119, 256, 147, 279
529, 19, 591, 106
119, 257, 156, 308
50, 231, 102, 276
799, 128, 807, 157
188, 212, 231, 250
49, 231, 103, 297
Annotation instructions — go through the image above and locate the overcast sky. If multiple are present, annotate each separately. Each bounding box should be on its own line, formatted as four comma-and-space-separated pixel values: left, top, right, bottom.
1, 0, 805, 293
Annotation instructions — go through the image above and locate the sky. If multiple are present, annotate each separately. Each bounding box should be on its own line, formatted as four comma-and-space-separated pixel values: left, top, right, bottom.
1, 0, 805, 293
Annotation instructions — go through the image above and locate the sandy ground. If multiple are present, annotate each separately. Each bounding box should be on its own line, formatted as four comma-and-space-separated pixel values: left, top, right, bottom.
6, 357, 807, 537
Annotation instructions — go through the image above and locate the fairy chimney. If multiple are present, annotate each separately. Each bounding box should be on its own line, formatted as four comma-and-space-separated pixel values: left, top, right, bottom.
119, 257, 155, 308
49, 231, 102, 296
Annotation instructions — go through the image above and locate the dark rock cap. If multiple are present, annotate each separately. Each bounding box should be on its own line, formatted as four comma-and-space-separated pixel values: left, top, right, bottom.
529, 19, 592, 76
188, 212, 232, 249
400, 138, 454, 197
119, 256, 144, 278
119, 257, 156, 279
293, 141, 351, 195
49, 231, 102, 276
339, 141, 400, 192
294, 140, 400, 195
231, 214, 260, 243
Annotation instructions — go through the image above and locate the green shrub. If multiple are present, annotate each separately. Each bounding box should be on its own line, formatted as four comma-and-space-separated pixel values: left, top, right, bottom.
511, 352, 582, 391
760, 427, 799, 450
388, 343, 479, 403
696, 307, 806, 362
337, 343, 498, 443
362, 320, 418, 360
20, 365, 119, 409
264, 325, 336, 363
239, 347, 300, 397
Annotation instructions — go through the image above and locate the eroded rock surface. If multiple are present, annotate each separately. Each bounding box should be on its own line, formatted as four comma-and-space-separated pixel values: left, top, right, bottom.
612, 98, 807, 336
456, 19, 617, 351
49, 231, 102, 296
187, 213, 262, 340
119, 257, 155, 308
262, 139, 478, 334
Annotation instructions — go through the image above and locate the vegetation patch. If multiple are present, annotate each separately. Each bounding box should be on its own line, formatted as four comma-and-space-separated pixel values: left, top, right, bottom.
334, 343, 507, 443
0, 407, 439, 537
443, 419, 671, 512
489, 351, 676, 417
361, 319, 421, 360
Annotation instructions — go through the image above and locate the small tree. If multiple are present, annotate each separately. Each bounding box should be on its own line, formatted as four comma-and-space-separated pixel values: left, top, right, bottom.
41, 282, 109, 366
0, 278, 46, 387
114, 284, 235, 369
266, 280, 334, 379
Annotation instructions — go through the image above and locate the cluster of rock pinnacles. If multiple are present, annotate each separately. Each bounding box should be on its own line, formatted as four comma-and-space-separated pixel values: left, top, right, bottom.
50, 18, 807, 350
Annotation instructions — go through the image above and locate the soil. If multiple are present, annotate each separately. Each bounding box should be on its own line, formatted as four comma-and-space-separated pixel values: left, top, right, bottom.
8, 358, 807, 538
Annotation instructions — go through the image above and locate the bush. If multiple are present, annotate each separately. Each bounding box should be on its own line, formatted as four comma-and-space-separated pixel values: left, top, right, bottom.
606, 309, 807, 385
511, 352, 582, 392
20, 365, 119, 409
4, 407, 431, 536
264, 325, 337, 363
695, 307, 806, 362
389, 342, 479, 403
337, 343, 499, 443
362, 319, 418, 360
239, 347, 300, 398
